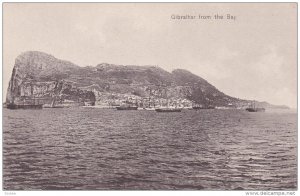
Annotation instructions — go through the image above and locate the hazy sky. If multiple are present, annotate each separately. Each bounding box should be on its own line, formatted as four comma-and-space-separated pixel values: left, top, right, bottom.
3, 3, 297, 108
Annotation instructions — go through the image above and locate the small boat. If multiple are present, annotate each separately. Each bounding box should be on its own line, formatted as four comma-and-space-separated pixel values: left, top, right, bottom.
155, 108, 181, 112
246, 107, 265, 112
246, 101, 265, 112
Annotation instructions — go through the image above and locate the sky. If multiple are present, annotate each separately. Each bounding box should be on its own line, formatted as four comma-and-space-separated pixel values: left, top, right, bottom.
3, 3, 297, 108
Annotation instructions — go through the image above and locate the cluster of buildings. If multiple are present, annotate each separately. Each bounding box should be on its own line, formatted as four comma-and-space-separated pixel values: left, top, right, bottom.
93, 91, 193, 108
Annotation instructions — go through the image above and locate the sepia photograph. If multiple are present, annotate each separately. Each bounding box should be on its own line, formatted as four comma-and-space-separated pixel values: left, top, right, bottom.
2, 2, 297, 192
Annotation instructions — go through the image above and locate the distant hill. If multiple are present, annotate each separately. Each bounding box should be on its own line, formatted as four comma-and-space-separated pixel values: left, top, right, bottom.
5, 51, 287, 109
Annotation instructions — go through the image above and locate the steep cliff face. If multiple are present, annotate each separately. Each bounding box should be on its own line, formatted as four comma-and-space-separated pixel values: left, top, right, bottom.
7, 51, 280, 108
6, 51, 95, 105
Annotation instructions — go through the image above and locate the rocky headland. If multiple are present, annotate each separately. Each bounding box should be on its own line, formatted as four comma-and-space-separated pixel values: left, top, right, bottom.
5, 51, 288, 109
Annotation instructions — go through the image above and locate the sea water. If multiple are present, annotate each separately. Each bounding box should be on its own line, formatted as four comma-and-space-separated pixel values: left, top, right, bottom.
3, 108, 297, 190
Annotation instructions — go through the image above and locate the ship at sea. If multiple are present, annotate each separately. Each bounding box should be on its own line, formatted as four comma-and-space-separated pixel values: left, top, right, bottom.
155, 108, 181, 112
246, 101, 265, 112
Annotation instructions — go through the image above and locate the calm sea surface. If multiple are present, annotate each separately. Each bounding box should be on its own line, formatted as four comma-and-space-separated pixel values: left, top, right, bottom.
3, 108, 297, 190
